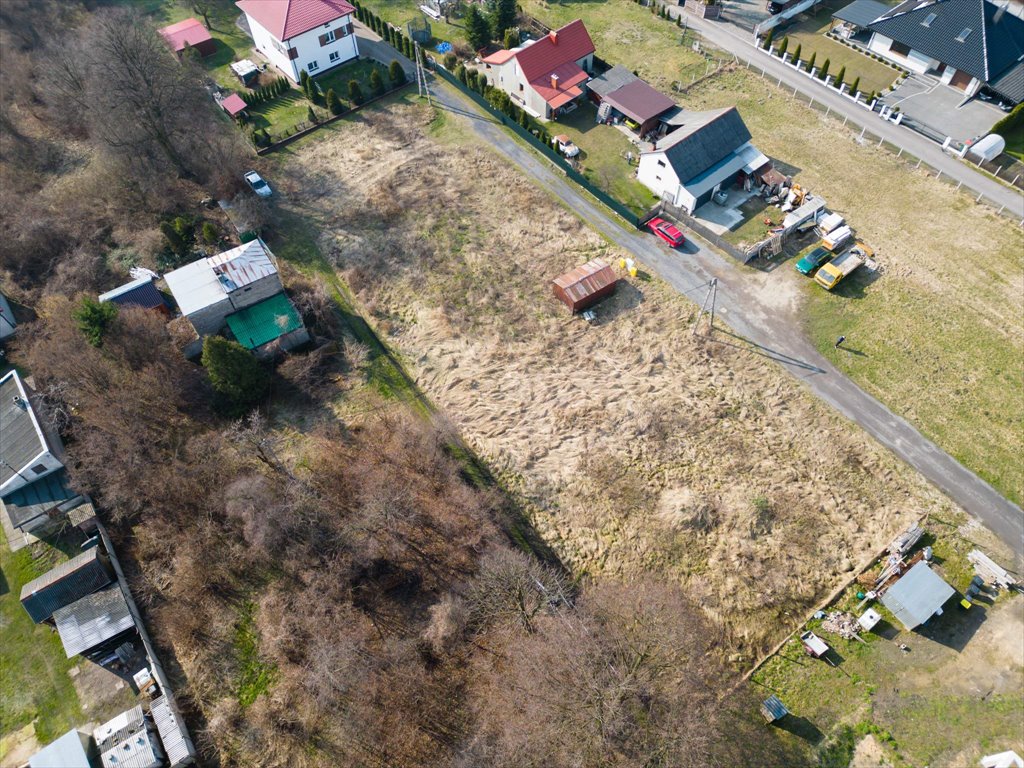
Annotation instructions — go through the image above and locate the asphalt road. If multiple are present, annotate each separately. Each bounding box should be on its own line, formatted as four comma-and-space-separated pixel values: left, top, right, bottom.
670, 7, 1024, 218
355, 27, 1024, 560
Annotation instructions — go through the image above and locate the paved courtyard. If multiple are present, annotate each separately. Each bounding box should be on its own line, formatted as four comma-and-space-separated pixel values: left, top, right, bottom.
882, 73, 1007, 142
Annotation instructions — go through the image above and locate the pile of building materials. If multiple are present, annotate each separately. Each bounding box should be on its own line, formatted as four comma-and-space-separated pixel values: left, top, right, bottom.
821, 611, 862, 640
888, 522, 925, 556
968, 550, 1019, 591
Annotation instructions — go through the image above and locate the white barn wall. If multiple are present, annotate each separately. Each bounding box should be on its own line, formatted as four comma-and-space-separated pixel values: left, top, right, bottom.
244, 12, 359, 83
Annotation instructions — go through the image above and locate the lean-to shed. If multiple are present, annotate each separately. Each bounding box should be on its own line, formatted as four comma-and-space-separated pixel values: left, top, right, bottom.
552, 259, 617, 313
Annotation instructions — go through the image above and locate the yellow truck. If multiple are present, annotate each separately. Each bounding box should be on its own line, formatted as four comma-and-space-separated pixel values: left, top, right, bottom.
815, 242, 874, 291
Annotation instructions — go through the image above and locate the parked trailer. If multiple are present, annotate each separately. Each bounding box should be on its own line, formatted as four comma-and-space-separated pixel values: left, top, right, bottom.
800, 631, 830, 658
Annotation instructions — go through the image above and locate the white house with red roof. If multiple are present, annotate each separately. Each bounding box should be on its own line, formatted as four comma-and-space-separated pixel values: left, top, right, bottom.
236, 0, 359, 83
481, 19, 595, 120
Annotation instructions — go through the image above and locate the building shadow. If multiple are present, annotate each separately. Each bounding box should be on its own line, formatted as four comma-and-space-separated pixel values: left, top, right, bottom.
829, 264, 882, 299
0, 566, 8, 598
590, 281, 645, 325
872, 618, 901, 641
774, 715, 825, 745
916, 599, 986, 652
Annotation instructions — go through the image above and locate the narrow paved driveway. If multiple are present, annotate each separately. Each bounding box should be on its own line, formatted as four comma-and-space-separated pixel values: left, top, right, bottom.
355, 26, 1024, 559
670, 8, 1024, 217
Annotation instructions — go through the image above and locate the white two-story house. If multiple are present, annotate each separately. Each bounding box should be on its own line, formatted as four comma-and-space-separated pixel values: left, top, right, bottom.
481, 19, 596, 120
236, 0, 359, 83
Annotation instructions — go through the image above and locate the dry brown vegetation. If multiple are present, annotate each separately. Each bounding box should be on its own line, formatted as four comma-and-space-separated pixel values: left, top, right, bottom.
279, 99, 961, 656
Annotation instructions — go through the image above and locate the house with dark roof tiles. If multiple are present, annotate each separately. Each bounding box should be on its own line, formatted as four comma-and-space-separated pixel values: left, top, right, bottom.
481, 20, 596, 120
851, 0, 1024, 102
236, 0, 358, 83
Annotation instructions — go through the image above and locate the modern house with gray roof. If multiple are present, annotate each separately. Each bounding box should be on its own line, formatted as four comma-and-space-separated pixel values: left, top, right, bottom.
636, 107, 769, 213
836, 0, 1024, 103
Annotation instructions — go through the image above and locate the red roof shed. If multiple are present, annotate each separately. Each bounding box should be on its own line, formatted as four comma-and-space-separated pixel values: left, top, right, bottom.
159, 18, 216, 57
552, 259, 617, 313
220, 93, 249, 117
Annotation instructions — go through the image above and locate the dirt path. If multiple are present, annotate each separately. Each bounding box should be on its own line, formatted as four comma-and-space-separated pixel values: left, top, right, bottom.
416, 67, 1023, 562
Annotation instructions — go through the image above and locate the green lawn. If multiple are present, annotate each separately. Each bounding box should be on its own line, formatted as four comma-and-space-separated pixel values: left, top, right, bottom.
373, 0, 467, 49
775, 2, 904, 95
517, 0, 709, 91
0, 530, 83, 744
722, 196, 776, 247
552, 102, 657, 215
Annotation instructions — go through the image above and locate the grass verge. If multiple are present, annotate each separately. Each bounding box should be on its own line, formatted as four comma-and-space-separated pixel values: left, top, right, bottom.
234, 602, 278, 708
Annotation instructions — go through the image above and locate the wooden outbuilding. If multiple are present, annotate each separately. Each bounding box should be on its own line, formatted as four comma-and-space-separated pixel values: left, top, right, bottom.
552, 259, 617, 313
159, 18, 216, 58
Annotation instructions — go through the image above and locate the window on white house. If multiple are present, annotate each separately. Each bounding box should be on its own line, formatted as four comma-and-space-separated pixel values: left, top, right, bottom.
955, 27, 971, 41
330, 51, 340, 62
324, 29, 336, 43
308, 59, 320, 72
657, 159, 666, 167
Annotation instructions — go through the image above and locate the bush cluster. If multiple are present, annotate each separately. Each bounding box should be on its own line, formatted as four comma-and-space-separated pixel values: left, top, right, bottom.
240, 76, 289, 106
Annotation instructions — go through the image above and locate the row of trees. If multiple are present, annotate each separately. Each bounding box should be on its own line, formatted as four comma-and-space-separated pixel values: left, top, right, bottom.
464, 0, 517, 51
454, 63, 554, 146
353, 1, 417, 60
770, 37, 863, 94
240, 75, 290, 106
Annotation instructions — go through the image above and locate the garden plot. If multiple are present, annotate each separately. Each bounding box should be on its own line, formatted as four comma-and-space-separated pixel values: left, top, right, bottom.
276, 98, 963, 655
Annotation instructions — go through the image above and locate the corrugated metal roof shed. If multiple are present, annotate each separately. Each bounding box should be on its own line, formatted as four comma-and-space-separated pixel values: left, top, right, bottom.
94, 705, 163, 768
653, 107, 753, 184
53, 583, 136, 658
1, 469, 84, 529
552, 259, 618, 313
880, 561, 956, 630
760, 694, 788, 722
225, 292, 303, 350
151, 695, 194, 767
98, 278, 168, 312
28, 729, 92, 768
20, 547, 113, 623
164, 239, 278, 317
0, 370, 50, 493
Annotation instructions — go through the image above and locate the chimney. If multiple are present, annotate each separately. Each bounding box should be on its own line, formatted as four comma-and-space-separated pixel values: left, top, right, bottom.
551, 73, 560, 89
549, 30, 558, 43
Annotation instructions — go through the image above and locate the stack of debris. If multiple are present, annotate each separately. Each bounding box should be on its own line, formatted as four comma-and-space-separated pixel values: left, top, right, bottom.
888, 522, 924, 557
821, 611, 861, 641
968, 550, 1019, 591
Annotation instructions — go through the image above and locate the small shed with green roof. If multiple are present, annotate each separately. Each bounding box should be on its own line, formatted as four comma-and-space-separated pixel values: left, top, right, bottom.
225, 292, 309, 357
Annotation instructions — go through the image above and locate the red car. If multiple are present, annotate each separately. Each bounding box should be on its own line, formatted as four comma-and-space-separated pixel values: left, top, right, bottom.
646, 217, 685, 247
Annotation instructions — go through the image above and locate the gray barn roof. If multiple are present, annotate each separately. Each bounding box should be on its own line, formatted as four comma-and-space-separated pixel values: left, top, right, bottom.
880, 561, 956, 629
991, 58, 1024, 102
53, 583, 136, 658
868, 0, 1024, 84
20, 547, 113, 623
0, 371, 48, 492
653, 107, 753, 183
833, 0, 891, 27
587, 64, 640, 98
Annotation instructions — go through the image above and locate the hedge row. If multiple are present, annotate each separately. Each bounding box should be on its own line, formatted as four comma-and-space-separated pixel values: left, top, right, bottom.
353, 1, 416, 60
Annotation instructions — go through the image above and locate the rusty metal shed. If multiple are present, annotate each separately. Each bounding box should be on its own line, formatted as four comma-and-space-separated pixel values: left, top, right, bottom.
552, 259, 617, 313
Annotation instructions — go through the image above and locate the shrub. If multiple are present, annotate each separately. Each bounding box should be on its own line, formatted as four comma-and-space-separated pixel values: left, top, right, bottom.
778, 36, 788, 56
503, 27, 518, 50
307, 105, 319, 124
201, 221, 219, 244
763, 28, 774, 50
370, 68, 385, 97
850, 75, 860, 95
835, 65, 846, 88
391, 60, 407, 85
201, 336, 269, 417
348, 79, 364, 105
465, 5, 491, 51
326, 88, 343, 115
455, 63, 467, 84
793, 43, 802, 63
819, 58, 830, 80
160, 220, 187, 256
807, 52, 816, 71
467, 70, 480, 90
73, 297, 118, 348
444, 52, 457, 70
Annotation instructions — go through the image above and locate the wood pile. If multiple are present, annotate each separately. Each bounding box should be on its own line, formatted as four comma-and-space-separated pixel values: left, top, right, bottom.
888, 522, 924, 557
968, 550, 1019, 590
821, 611, 860, 641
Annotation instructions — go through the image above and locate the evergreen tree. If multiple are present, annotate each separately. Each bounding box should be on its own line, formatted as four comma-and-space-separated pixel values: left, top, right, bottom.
807, 51, 816, 71
465, 5, 491, 51
835, 65, 846, 88
489, 0, 517, 39
201, 336, 269, 417
763, 28, 774, 49
819, 58, 830, 80
504, 27, 518, 50
160, 220, 187, 256
307, 104, 319, 123
73, 297, 118, 348
793, 43, 802, 63
348, 79, 364, 105
390, 59, 406, 85
370, 68, 385, 97
850, 76, 861, 95
778, 37, 788, 56
455, 63, 467, 85
326, 88, 343, 114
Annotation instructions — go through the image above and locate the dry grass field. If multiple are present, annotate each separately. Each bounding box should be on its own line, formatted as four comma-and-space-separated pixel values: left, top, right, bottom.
680, 68, 1024, 505
274, 99, 963, 655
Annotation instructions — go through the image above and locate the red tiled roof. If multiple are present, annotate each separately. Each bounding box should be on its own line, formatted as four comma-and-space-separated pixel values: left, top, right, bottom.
236, 0, 355, 41
159, 18, 212, 52
482, 48, 516, 65
529, 61, 588, 107
220, 93, 249, 116
515, 19, 595, 83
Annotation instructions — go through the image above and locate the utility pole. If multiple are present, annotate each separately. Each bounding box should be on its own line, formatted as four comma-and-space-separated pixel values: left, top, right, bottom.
692, 278, 718, 336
